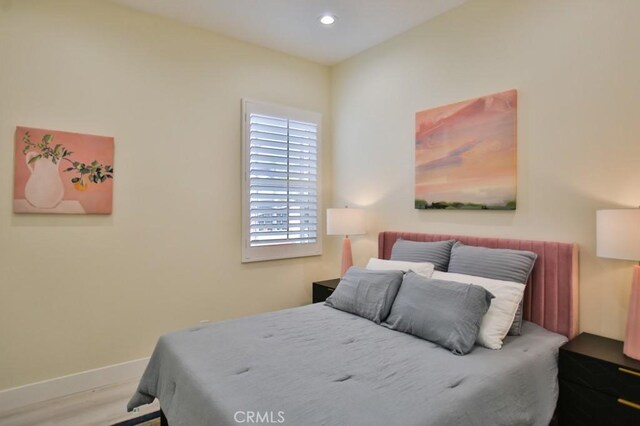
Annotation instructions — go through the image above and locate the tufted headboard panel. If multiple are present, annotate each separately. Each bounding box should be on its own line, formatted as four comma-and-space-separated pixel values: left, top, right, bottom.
379, 231, 579, 338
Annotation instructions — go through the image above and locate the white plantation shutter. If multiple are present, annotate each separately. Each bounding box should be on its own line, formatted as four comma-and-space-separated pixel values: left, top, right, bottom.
242, 100, 322, 262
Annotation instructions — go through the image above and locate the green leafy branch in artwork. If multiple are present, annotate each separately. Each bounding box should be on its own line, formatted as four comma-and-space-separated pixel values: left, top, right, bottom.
22, 131, 73, 165
63, 161, 114, 186
22, 131, 114, 190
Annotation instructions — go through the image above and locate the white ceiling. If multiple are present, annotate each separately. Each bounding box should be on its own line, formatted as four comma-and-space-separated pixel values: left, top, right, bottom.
111, 0, 467, 65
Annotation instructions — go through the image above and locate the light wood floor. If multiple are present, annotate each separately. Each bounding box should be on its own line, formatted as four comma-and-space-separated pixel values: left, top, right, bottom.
0, 379, 159, 426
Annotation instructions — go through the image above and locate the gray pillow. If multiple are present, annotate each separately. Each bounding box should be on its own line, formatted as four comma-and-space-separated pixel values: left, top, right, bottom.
510, 304, 525, 336
447, 242, 537, 335
383, 272, 494, 355
325, 267, 404, 324
390, 239, 455, 272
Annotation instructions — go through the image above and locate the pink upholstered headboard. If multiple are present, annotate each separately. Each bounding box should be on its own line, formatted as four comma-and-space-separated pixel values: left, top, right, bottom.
379, 232, 579, 339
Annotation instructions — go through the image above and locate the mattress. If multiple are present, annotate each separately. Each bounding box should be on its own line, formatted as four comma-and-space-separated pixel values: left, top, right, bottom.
128, 303, 567, 426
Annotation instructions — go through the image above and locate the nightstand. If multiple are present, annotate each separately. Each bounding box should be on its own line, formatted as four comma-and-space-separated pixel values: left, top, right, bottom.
559, 333, 640, 425
312, 278, 340, 304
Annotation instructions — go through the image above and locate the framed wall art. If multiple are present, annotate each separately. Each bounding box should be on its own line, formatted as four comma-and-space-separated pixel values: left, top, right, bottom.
415, 89, 517, 210
13, 126, 114, 214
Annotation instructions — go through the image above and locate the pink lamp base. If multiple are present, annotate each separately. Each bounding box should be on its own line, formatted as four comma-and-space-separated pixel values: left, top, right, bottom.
340, 237, 353, 277
623, 265, 640, 360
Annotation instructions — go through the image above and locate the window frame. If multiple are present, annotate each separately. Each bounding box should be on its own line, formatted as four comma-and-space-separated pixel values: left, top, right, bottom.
241, 99, 323, 263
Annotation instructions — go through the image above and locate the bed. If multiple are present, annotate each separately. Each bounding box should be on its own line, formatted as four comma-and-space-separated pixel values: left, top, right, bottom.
128, 232, 579, 426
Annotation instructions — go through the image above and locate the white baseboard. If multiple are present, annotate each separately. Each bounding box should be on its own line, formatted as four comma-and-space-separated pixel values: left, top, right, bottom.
0, 357, 150, 414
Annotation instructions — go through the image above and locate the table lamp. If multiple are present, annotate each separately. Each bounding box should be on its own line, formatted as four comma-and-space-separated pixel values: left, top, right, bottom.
326, 207, 365, 277
597, 208, 640, 360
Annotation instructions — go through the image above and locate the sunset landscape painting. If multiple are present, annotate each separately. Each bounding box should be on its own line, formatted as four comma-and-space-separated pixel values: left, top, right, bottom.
415, 90, 517, 210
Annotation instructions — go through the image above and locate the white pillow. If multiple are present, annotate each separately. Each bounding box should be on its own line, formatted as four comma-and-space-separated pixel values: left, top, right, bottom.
432, 271, 524, 350
366, 258, 434, 278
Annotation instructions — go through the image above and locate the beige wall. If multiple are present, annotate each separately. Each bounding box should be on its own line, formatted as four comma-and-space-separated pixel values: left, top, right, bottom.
332, 0, 640, 341
0, 0, 334, 390
3, 0, 640, 392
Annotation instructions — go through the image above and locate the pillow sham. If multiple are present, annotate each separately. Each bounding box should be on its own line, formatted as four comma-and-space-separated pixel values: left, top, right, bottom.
432, 271, 525, 350
448, 242, 537, 283
390, 239, 455, 272
366, 258, 434, 278
383, 272, 493, 355
447, 242, 537, 335
325, 267, 404, 324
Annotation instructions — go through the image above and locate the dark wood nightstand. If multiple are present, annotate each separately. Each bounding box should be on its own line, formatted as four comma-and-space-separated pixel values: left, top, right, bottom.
559, 333, 640, 425
312, 278, 340, 303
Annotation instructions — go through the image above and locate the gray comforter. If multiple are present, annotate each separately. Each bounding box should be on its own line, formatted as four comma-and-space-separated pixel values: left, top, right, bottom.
128, 303, 567, 426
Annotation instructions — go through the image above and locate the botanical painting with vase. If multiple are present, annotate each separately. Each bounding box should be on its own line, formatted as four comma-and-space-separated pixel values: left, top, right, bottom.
13, 126, 114, 214
415, 89, 517, 210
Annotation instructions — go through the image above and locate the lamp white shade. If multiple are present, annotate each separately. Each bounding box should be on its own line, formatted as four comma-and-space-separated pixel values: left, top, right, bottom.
326, 208, 365, 236
596, 209, 640, 261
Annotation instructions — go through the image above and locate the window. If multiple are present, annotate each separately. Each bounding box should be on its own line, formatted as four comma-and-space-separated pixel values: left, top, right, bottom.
242, 100, 322, 262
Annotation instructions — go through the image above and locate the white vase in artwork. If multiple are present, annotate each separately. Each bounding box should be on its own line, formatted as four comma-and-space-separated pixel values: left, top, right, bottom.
24, 152, 65, 209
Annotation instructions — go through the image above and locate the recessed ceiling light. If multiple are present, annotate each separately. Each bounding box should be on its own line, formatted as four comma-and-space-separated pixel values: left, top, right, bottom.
319, 15, 336, 25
